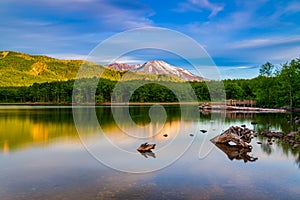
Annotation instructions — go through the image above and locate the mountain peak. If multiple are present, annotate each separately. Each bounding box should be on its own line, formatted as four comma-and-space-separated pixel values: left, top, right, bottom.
106, 60, 205, 82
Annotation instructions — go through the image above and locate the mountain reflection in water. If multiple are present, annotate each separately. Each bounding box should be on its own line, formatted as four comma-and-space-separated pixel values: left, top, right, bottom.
0, 106, 299, 163
0, 105, 299, 200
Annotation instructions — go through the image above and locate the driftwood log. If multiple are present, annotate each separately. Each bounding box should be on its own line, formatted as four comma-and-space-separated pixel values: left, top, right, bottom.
211, 126, 254, 148
137, 142, 156, 152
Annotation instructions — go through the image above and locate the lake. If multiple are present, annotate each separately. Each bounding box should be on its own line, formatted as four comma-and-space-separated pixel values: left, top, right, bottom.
0, 105, 299, 200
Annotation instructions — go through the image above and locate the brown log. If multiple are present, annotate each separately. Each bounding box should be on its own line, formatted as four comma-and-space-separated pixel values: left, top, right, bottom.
137, 142, 156, 152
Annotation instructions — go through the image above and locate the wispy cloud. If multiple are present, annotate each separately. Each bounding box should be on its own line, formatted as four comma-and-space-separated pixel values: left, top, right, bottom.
235, 66, 253, 69
229, 35, 300, 49
0, 0, 154, 55
173, 0, 224, 18
46, 53, 89, 60
1, 0, 300, 79
2, 0, 154, 31
93, 56, 146, 65
180, 0, 300, 71
217, 65, 259, 79
46, 54, 146, 65
284, 1, 300, 13
272, 1, 300, 18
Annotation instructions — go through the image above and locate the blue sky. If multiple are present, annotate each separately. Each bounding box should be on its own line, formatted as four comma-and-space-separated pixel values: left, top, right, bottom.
1, 0, 300, 79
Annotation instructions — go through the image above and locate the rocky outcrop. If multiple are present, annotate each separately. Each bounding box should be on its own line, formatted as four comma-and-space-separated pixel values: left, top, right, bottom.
106, 63, 138, 71
260, 130, 300, 148
29, 62, 48, 76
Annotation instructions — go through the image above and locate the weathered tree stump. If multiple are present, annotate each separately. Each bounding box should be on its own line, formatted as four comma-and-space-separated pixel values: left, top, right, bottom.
210, 126, 253, 148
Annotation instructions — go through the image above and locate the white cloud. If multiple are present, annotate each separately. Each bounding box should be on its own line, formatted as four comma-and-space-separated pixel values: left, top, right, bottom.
46, 53, 88, 60
194, 0, 224, 18
173, 0, 224, 18
4, 0, 154, 31
182, 8, 258, 47
89, 56, 146, 65
216, 65, 256, 70
45, 54, 146, 65
1, 0, 155, 57
113, 57, 146, 65
236, 66, 252, 69
217, 65, 259, 79
179, 0, 300, 71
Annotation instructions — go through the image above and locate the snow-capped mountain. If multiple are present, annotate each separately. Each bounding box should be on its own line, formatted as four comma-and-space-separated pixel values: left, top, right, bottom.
106, 60, 205, 81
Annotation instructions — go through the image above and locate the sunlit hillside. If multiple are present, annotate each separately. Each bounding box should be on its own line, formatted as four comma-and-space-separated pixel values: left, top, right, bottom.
0, 51, 184, 87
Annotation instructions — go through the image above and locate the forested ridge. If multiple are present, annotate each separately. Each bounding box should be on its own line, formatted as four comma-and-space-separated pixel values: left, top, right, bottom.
1, 51, 300, 109
0, 51, 184, 87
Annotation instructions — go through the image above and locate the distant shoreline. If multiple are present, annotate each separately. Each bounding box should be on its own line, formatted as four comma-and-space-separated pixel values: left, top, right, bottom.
0, 102, 201, 106
0, 102, 296, 112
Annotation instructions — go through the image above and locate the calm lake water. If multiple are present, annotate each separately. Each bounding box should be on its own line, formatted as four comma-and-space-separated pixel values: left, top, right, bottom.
0, 105, 299, 200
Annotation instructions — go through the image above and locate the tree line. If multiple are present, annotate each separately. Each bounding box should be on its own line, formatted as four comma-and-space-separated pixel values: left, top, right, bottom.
0, 57, 299, 109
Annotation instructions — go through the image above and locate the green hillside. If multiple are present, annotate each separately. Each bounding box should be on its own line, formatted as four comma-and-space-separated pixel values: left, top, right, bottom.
0, 51, 184, 87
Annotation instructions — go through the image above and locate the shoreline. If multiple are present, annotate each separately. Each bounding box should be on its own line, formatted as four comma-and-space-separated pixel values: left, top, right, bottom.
0, 102, 201, 106
0, 102, 294, 112
200, 105, 287, 113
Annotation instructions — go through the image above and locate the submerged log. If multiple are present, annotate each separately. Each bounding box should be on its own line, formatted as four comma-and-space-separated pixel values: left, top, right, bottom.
137, 142, 156, 152
210, 126, 253, 148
